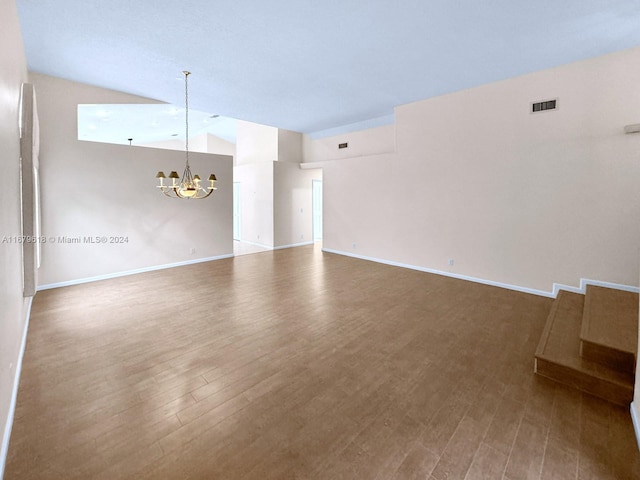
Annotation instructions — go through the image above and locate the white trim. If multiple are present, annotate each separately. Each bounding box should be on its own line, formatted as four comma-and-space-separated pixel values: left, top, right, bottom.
1, 297, 33, 480
631, 402, 640, 452
37, 254, 234, 291
321, 248, 639, 298
551, 278, 640, 297
274, 241, 314, 250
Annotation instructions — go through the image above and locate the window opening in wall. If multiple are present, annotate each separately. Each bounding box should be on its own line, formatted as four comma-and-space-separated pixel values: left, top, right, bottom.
77, 104, 238, 147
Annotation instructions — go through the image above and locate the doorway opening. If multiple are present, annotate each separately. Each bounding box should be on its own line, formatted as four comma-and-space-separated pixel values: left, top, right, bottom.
233, 182, 241, 241
312, 179, 323, 242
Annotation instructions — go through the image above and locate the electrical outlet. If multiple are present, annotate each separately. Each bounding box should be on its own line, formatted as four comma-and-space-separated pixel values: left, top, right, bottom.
448, 259, 454, 266
190, 247, 196, 255
352, 243, 357, 249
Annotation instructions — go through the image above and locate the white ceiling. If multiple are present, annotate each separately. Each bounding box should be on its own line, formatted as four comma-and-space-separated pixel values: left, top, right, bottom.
16, 0, 640, 136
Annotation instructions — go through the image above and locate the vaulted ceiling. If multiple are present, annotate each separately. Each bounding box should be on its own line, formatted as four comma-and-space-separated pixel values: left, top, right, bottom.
16, 0, 640, 136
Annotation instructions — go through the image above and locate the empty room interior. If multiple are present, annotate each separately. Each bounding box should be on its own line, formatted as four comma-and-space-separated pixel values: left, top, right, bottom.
2, 1, 640, 479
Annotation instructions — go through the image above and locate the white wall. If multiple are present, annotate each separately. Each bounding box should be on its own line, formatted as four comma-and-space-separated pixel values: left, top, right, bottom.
234, 162, 274, 247
277, 129, 303, 163
235, 120, 278, 165
318, 46, 640, 294
203, 133, 236, 157
0, 0, 31, 474
31, 73, 233, 287
233, 123, 315, 248
141, 132, 235, 157
303, 124, 396, 163
273, 162, 321, 247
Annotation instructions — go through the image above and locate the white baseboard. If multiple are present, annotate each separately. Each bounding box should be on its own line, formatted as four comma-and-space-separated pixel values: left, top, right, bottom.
37, 254, 234, 291
274, 241, 314, 250
631, 402, 640, 453
321, 248, 639, 298
234, 240, 314, 251
552, 278, 640, 296
1, 297, 33, 480
235, 240, 273, 249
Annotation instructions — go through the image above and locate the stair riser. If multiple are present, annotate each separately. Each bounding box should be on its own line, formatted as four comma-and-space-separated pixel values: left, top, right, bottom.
580, 340, 636, 375
534, 357, 632, 407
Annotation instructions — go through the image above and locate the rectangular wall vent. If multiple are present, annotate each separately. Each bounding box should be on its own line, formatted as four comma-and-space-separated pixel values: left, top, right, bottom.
338, 142, 348, 149
531, 99, 557, 113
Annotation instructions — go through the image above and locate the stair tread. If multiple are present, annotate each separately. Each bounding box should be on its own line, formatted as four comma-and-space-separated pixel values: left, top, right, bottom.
535, 291, 633, 387
580, 285, 638, 355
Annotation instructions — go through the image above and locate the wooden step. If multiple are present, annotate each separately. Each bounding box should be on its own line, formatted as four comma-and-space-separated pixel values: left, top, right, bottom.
534, 290, 634, 406
580, 285, 638, 374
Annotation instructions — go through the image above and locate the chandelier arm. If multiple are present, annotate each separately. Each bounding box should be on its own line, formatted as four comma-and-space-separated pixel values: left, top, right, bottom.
192, 188, 214, 199
160, 188, 177, 198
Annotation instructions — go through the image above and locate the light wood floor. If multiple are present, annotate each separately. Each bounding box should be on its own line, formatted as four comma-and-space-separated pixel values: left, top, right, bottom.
6, 245, 640, 479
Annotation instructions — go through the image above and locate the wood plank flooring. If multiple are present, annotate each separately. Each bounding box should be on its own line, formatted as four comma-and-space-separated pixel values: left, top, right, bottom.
535, 291, 634, 406
5, 245, 640, 479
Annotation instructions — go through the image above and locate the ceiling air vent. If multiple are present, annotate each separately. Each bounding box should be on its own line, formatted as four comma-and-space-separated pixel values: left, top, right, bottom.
531, 99, 557, 113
